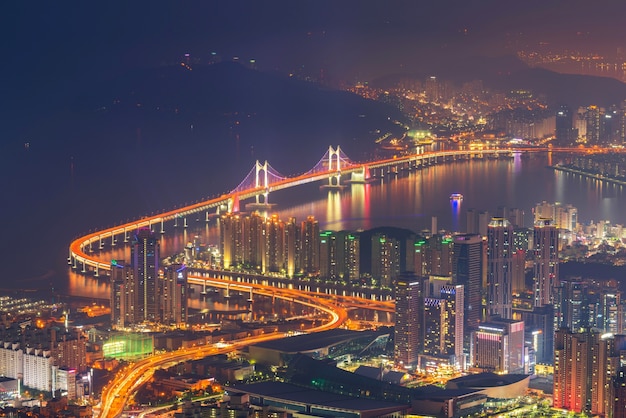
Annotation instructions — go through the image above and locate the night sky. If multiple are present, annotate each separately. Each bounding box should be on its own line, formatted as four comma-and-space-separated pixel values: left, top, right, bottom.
2, 1, 626, 290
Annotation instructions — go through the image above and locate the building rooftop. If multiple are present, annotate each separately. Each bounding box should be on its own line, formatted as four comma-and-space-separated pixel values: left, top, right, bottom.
230, 381, 409, 413
250, 328, 384, 353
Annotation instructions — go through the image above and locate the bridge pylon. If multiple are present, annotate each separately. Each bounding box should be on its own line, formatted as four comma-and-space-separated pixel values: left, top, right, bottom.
321, 146, 346, 190
246, 160, 277, 211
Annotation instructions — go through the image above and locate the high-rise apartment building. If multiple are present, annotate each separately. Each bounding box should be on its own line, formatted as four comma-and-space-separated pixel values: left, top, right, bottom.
319, 231, 360, 282
300, 216, 320, 276
220, 213, 243, 269
487, 218, 513, 319
554, 329, 619, 416
414, 234, 453, 277
372, 233, 401, 288
533, 218, 559, 308
394, 273, 427, 367
161, 263, 188, 326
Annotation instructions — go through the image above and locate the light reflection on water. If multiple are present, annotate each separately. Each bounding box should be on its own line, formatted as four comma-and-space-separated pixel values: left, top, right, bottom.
68, 154, 626, 300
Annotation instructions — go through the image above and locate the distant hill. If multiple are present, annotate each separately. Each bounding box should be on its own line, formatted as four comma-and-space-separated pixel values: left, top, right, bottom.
370, 55, 626, 108
75, 62, 407, 178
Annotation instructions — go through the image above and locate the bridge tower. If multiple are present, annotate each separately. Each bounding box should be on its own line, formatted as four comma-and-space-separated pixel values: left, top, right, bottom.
321, 145, 346, 189
246, 160, 277, 210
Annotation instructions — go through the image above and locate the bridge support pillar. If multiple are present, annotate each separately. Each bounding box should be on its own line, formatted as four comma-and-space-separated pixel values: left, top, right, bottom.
95, 265, 99, 277
174, 216, 179, 228
206, 211, 210, 222
99, 237, 104, 249
81, 261, 86, 274
124, 229, 129, 242
184, 217, 188, 228
160, 220, 165, 234
111, 234, 115, 246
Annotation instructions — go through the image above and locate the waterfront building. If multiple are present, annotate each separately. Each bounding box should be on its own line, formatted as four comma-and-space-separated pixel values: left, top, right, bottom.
372, 233, 401, 288
533, 218, 559, 309
394, 273, 427, 367
130, 228, 160, 323
470, 319, 524, 374
284, 217, 299, 277
161, 263, 188, 326
554, 328, 619, 416
264, 214, 286, 274
319, 231, 360, 282
242, 211, 265, 270
110, 259, 132, 329
220, 213, 243, 269
556, 105, 577, 146
452, 234, 483, 332
300, 216, 320, 276
487, 218, 514, 319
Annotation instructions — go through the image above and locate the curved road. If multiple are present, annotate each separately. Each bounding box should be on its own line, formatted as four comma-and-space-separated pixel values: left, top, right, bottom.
81, 145, 611, 417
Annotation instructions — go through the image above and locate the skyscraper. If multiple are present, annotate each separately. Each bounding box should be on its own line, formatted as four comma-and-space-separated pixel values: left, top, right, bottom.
452, 234, 483, 331
487, 218, 513, 319
300, 216, 320, 276
533, 218, 559, 308
394, 273, 427, 368
161, 263, 188, 326
372, 233, 401, 288
131, 228, 160, 323
110, 259, 132, 329
554, 329, 618, 416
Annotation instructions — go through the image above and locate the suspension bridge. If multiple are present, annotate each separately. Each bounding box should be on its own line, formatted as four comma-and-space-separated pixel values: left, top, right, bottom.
68, 144, 584, 275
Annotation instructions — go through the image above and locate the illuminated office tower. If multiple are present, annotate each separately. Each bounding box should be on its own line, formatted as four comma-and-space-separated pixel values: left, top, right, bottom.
243, 211, 265, 270
130, 228, 160, 323
452, 234, 483, 331
300, 216, 320, 276
264, 214, 285, 274
372, 233, 401, 288
533, 218, 559, 308
161, 263, 188, 326
220, 213, 243, 268
423, 284, 465, 369
554, 329, 618, 416
394, 273, 427, 367
470, 319, 524, 374
487, 218, 513, 319
284, 217, 299, 277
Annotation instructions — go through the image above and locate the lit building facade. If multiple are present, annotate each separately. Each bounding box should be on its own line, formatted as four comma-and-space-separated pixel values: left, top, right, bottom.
452, 234, 484, 332
487, 218, 513, 319
130, 228, 160, 323
394, 273, 427, 367
470, 319, 524, 374
533, 218, 559, 308
161, 263, 188, 326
